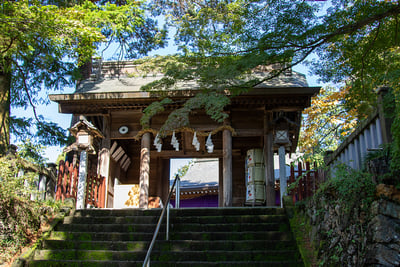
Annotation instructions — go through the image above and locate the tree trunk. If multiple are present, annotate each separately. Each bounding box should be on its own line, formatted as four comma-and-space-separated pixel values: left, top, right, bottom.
0, 64, 11, 155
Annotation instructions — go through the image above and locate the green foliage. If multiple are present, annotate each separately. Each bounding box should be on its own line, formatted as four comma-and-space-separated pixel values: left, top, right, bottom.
143, 0, 400, 157
174, 160, 193, 178
140, 98, 173, 128
139, 85, 231, 133
288, 207, 318, 267
0, 154, 61, 264
299, 86, 359, 160
11, 116, 71, 147
364, 143, 400, 187
17, 140, 47, 166
1, 0, 166, 152
315, 165, 376, 213
157, 92, 230, 134
295, 165, 377, 266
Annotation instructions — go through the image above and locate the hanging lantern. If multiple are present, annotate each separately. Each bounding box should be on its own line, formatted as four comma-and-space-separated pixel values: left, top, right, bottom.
153, 133, 162, 152
206, 133, 214, 153
192, 132, 200, 151
171, 131, 179, 151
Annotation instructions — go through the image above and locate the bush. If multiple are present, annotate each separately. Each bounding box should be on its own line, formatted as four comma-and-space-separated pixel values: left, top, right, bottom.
364, 143, 400, 188
315, 164, 376, 213
310, 166, 376, 266
0, 154, 61, 264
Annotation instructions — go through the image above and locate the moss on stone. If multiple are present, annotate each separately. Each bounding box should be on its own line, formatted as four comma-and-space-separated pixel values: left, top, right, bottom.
287, 206, 318, 267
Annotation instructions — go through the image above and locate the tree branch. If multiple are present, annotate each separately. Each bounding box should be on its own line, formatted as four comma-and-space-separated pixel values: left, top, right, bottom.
15, 63, 40, 122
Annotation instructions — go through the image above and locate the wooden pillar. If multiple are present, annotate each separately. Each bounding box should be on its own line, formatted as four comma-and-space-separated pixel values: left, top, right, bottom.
98, 115, 111, 208
223, 129, 232, 207
278, 145, 287, 208
264, 112, 275, 206
139, 132, 151, 208
161, 159, 170, 206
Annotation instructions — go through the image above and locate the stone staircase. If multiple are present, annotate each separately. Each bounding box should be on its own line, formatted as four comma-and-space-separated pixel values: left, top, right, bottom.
28, 207, 303, 266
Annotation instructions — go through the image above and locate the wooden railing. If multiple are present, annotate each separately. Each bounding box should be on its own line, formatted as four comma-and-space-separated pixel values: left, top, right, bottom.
85, 170, 106, 208
56, 160, 105, 208
55, 160, 78, 202
288, 161, 324, 204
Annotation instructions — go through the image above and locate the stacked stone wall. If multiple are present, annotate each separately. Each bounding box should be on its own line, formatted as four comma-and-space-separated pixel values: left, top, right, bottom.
294, 193, 400, 266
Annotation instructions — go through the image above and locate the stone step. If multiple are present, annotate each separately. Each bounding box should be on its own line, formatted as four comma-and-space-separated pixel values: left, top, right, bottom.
33, 249, 300, 262
49, 231, 161, 242
42, 239, 298, 251
28, 207, 302, 266
171, 207, 286, 216
49, 230, 293, 242
28, 259, 304, 267
172, 214, 288, 224
56, 222, 285, 233
62, 215, 159, 225
73, 207, 284, 218
170, 230, 293, 241
62, 214, 286, 225
72, 209, 161, 217
56, 223, 159, 233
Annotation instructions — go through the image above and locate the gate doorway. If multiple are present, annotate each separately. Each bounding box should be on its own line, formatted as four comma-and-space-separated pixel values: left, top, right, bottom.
170, 158, 219, 208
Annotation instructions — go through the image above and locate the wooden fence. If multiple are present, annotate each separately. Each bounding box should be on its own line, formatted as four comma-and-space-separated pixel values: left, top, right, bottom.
324, 87, 393, 171
288, 161, 324, 204
85, 171, 106, 208
55, 160, 105, 208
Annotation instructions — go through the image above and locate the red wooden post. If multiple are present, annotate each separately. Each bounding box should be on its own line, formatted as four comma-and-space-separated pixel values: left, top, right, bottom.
94, 175, 100, 207
72, 163, 79, 199
62, 161, 71, 202
63, 161, 69, 198
67, 161, 74, 197
290, 164, 296, 204
298, 162, 303, 201
306, 162, 311, 198
56, 160, 65, 201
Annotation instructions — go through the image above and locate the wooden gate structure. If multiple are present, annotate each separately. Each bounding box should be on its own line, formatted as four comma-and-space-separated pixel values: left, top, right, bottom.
50, 60, 320, 208
288, 161, 324, 204
55, 160, 106, 208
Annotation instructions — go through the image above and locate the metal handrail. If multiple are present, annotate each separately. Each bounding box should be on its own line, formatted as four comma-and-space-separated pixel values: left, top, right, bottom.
143, 174, 180, 267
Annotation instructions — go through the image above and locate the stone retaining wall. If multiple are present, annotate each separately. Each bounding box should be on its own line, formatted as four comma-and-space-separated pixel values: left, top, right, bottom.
293, 195, 400, 266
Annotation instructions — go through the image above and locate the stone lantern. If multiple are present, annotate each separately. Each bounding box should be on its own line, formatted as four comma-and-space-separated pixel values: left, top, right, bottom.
66, 119, 104, 154
65, 119, 103, 209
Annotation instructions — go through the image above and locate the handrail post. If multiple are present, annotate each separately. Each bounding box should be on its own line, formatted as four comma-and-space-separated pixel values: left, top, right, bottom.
142, 174, 180, 267
166, 201, 170, 241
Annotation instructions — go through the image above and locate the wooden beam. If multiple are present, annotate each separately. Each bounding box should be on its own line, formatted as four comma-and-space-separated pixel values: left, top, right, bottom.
110, 128, 264, 140
112, 147, 125, 162
148, 149, 241, 158
98, 114, 112, 208
110, 141, 118, 155
264, 111, 276, 206
235, 129, 264, 137
122, 158, 131, 172
119, 154, 128, 167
